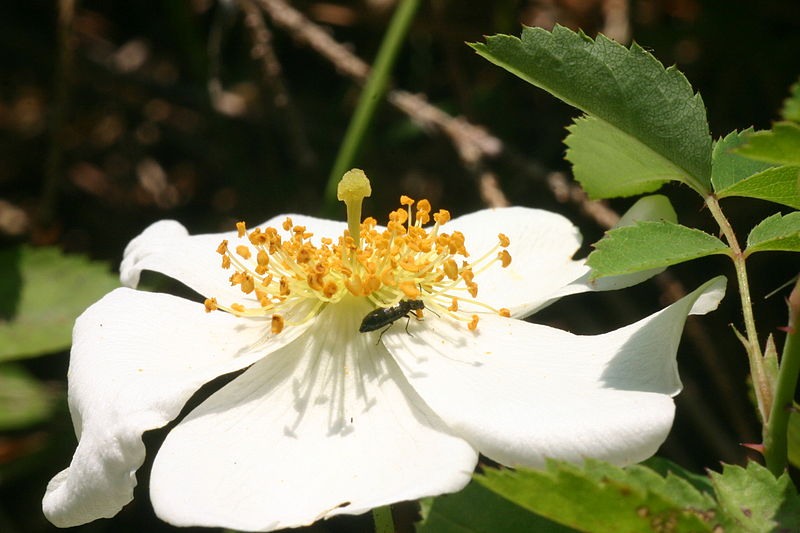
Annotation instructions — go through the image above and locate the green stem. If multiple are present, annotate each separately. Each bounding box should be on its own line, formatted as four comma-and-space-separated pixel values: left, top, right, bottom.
705, 196, 772, 421
322, 0, 422, 217
764, 277, 800, 474
372, 505, 395, 533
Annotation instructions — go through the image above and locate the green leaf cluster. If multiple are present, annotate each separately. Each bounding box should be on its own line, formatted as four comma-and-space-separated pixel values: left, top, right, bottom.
473, 26, 800, 279
417, 459, 800, 533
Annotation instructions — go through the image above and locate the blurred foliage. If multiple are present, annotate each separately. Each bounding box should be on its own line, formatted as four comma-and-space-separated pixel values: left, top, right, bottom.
1, 0, 799, 531
0, 245, 119, 361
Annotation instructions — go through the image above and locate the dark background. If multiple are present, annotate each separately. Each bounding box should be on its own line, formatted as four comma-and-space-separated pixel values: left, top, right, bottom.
1, 0, 799, 531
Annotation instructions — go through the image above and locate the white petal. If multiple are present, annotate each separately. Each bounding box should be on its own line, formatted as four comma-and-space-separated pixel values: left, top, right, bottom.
150, 300, 477, 531
120, 214, 347, 301
43, 288, 314, 528
383, 276, 726, 468
445, 207, 588, 317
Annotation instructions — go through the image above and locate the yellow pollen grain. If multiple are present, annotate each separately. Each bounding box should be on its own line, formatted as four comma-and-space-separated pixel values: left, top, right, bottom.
271, 314, 285, 334
279, 276, 290, 296
216, 240, 228, 254
364, 275, 381, 295
448, 297, 459, 312
236, 245, 252, 259
498, 233, 510, 247
323, 281, 338, 298
236, 222, 246, 238
380, 267, 396, 286
434, 209, 451, 224
499, 249, 512, 267
443, 259, 459, 280
499, 308, 511, 317
204, 298, 218, 312
344, 276, 362, 297
399, 281, 420, 298
467, 282, 478, 298
468, 315, 479, 331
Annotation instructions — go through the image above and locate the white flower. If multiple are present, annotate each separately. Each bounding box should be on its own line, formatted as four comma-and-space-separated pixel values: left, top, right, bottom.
43, 171, 726, 531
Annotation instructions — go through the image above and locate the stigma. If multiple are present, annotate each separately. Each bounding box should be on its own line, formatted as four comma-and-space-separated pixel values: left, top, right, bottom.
204, 169, 512, 333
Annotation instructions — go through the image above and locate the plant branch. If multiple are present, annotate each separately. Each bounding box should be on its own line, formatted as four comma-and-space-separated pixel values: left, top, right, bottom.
764, 277, 800, 474
705, 195, 772, 425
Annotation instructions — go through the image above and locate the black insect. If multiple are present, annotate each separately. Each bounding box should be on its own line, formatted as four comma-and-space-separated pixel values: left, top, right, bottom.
359, 299, 425, 339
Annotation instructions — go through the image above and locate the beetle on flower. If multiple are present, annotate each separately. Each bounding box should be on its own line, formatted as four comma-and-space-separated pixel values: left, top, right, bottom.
43, 169, 726, 531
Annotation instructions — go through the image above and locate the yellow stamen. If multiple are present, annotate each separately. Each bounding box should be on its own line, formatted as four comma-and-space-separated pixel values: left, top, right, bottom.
203, 171, 512, 335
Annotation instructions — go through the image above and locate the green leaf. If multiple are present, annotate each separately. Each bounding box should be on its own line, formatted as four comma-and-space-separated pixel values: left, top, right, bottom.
476, 460, 716, 533
0, 245, 119, 361
587, 221, 729, 278
745, 212, 800, 255
781, 78, 800, 122
565, 116, 678, 198
416, 480, 577, 533
735, 123, 800, 166
711, 129, 775, 191
710, 461, 800, 532
716, 166, 800, 209
641, 457, 714, 496
0, 363, 54, 430
789, 403, 800, 469
471, 25, 712, 196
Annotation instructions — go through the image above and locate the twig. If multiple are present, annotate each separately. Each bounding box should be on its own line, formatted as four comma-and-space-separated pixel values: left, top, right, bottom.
238, 0, 316, 169
40, 0, 77, 226
252, 0, 507, 206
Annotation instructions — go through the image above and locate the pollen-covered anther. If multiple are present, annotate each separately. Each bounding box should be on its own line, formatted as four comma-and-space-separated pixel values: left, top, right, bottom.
221, 255, 231, 269
499, 308, 511, 317
240, 275, 255, 294
499, 249, 512, 267
448, 298, 459, 312
467, 281, 478, 298
498, 233, 510, 247
231, 303, 245, 314
399, 281, 420, 299
279, 276, 290, 296
236, 221, 246, 238
271, 314, 285, 334
433, 209, 451, 225
204, 298, 218, 312
216, 240, 228, 255
236, 245, 252, 259
468, 315, 479, 331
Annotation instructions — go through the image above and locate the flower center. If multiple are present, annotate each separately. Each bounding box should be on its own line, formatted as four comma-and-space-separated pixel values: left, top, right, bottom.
204, 169, 511, 334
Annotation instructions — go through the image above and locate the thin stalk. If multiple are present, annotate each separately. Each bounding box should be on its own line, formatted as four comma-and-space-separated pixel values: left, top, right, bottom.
764, 277, 800, 474
372, 505, 395, 533
705, 196, 772, 420
322, 0, 422, 217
